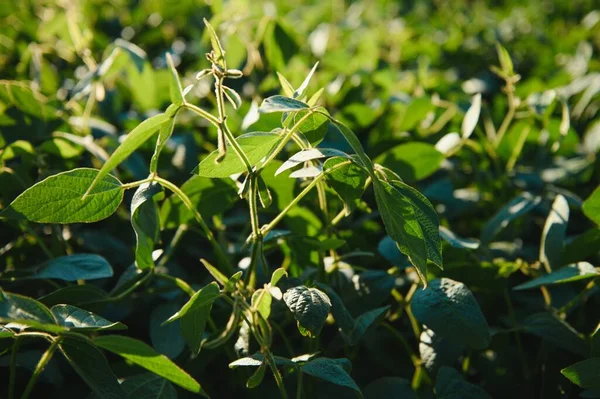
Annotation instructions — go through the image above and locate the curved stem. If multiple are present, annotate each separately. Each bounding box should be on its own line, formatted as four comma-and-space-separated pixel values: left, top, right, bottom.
9, 336, 22, 399
183, 103, 220, 127
154, 273, 195, 297
20, 337, 62, 399
154, 176, 233, 275
264, 350, 288, 399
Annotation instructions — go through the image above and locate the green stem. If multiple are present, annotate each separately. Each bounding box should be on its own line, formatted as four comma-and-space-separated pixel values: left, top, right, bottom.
296, 369, 303, 399
264, 350, 288, 399
157, 224, 188, 268
494, 89, 516, 147
506, 124, 530, 172
154, 176, 233, 275
261, 161, 351, 236
20, 337, 62, 399
183, 103, 220, 127
155, 273, 195, 297
9, 336, 22, 399
121, 177, 154, 190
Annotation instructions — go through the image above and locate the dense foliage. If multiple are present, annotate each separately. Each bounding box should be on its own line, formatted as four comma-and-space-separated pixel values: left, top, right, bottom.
1, 1, 600, 398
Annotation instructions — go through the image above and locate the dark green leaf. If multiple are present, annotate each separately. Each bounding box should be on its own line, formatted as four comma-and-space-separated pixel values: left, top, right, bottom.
149, 304, 185, 359
246, 363, 266, 388
164, 282, 220, 324
561, 358, 600, 389
480, 192, 541, 244
59, 336, 126, 399
315, 283, 354, 333
301, 358, 362, 396
513, 262, 598, 290
325, 157, 367, 215
363, 377, 415, 399
38, 285, 108, 307
51, 305, 126, 331
375, 143, 444, 183
283, 285, 331, 338
180, 301, 212, 355
131, 182, 162, 270
1, 168, 123, 224
94, 335, 205, 395
31, 254, 113, 281
342, 306, 389, 346
193, 132, 281, 178
523, 312, 588, 356
411, 278, 490, 350
419, 328, 464, 375
540, 194, 569, 270
120, 373, 178, 399
0, 290, 57, 327
435, 366, 491, 399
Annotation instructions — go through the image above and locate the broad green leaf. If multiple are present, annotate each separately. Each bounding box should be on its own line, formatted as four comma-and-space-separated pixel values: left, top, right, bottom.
439, 226, 480, 249
324, 157, 367, 215
263, 21, 298, 72
363, 377, 416, 399
85, 113, 170, 196
523, 312, 588, 356
277, 72, 295, 97
259, 95, 309, 113
283, 285, 332, 338
59, 336, 126, 399
540, 194, 569, 270
180, 301, 212, 355
564, 228, 600, 264
373, 179, 428, 284
301, 358, 362, 396
251, 288, 272, 320
411, 278, 490, 350
374, 143, 444, 183
295, 109, 330, 146
164, 282, 220, 324
131, 182, 162, 270
583, 186, 600, 225
342, 306, 389, 346
329, 118, 375, 176
149, 304, 185, 359
435, 366, 491, 399
193, 132, 281, 177
51, 305, 126, 331
160, 176, 237, 228
315, 283, 354, 333
30, 254, 113, 281
461, 93, 481, 139
203, 18, 226, 69
246, 362, 267, 388
270, 268, 288, 286
391, 180, 442, 269
165, 53, 183, 106
0, 290, 57, 326
561, 358, 600, 389
276, 148, 347, 175
0, 80, 58, 119
1, 168, 123, 224
513, 262, 598, 290
480, 192, 541, 244
150, 115, 176, 174
119, 373, 178, 399
419, 328, 464, 375
38, 285, 109, 307
94, 335, 205, 395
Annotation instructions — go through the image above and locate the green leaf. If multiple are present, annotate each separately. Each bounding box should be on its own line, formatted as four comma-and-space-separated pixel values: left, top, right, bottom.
1, 168, 124, 224
31, 254, 113, 281
315, 283, 354, 333
324, 157, 367, 215
131, 182, 162, 270
329, 118, 375, 176
363, 377, 416, 399
496, 43, 514, 75
480, 192, 541, 244
523, 312, 588, 356
160, 176, 237, 228
540, 194, 569, 270
259, 95, 309, 113
583, 186, 600, 225
263, 21, 298, 72
277, 148, 347, 175
149, 304, 185, 359
94, 335, 205, 395
283, 285, 332, 338
38, 285, 109, 308
294, 62, 319, 98
461, 93, 481, 139
419, 328, 464, 375
257, 175, 273, 208
435, 366, 491, 399
85, 113, 170, 196
120, 373, 178, 399
150, 114, 176, 174
411, 278, 490, 350
564, 228, 600, 264
59, 336, 126, 399
180, 301, 212, 356
165, 53, 183, 106
342, 306, 389, 346
193, 132, 281, 178
295, 109, 329, 146
375, 143, 444, 183
301, 358, 362, 396
51, 305, 126, 331
373, 179, 428, 284
203, 18, 226, 69
251, 288, 272, 320
270, 268, 288, 286
513, 262, 598, 290
246, 362, 266, 389
0, 290, 57, 327
439, 226, 480, 249
164, 282, 220, 324
561, 358, 600, 389
391, 180, 443, 269
0, 80, 57, 119
276, 72, 295, 97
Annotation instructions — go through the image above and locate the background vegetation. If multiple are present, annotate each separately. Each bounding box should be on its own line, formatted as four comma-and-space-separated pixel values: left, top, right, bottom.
1, 1, 600, 398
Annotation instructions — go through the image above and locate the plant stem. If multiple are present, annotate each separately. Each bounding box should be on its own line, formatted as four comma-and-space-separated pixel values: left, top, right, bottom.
506, 124, 531, 172
9, 336, 22, 399
183, 103, 220, 127
20, 337, 62, 399
261, 161, 351, 236
157, 224, 188, 268
296, 369, 303, 399
494, 88, 516, 147
120, 177, 154, 190
155, 273, 195, 297
264, 350, 288, 399
153, 176, 233, 275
